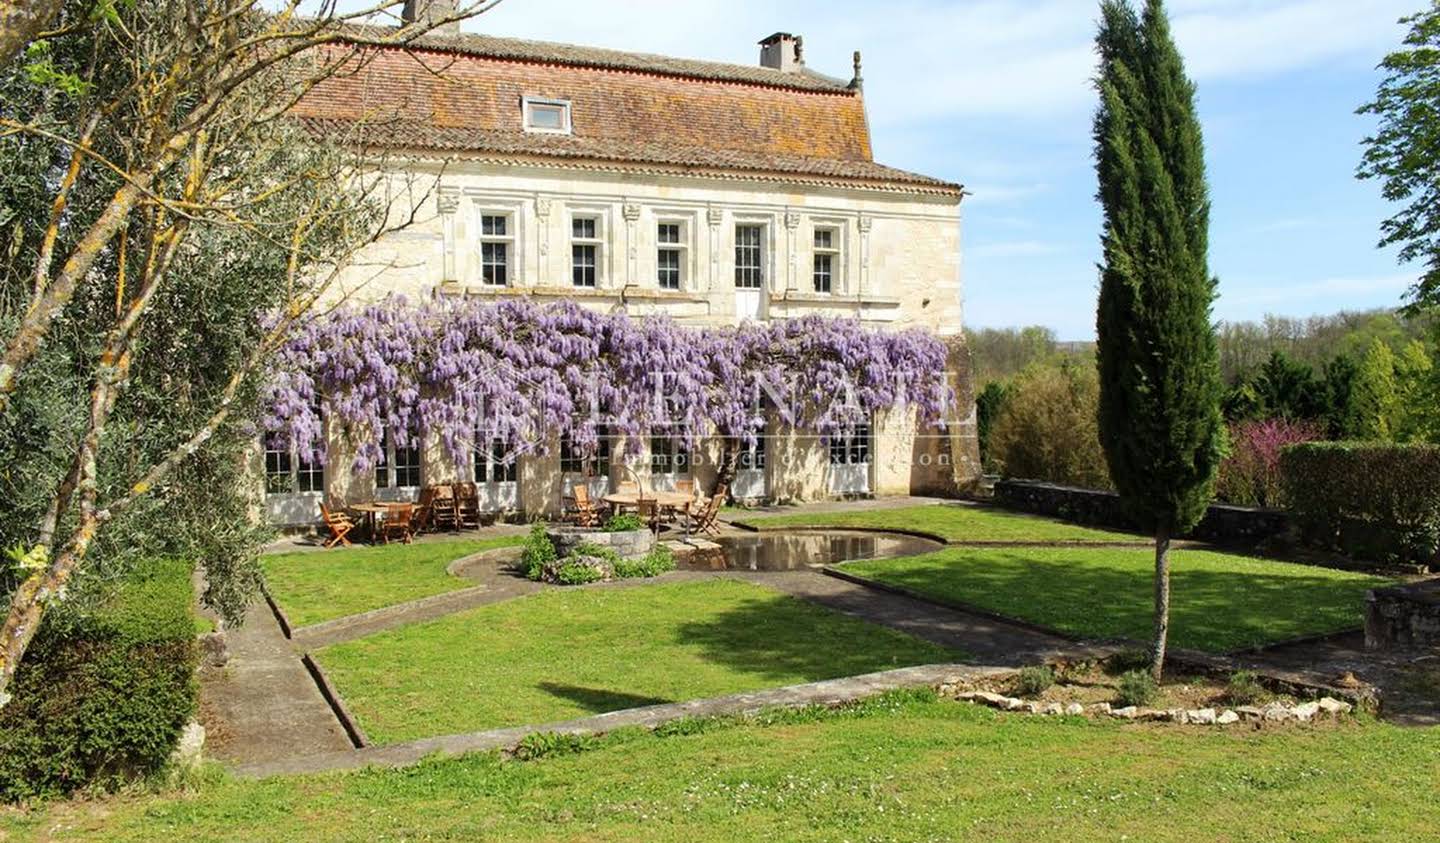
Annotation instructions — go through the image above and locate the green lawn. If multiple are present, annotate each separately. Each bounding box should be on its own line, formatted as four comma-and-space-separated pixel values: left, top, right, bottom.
736, 504, 1143, 543
6, 692, 1436, 842
841, 547, 1391, 652
316, 579, 956, 744
262, 537, 522, 628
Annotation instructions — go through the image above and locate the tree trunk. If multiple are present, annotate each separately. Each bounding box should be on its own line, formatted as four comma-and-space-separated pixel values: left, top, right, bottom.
714, 435, 739, 496
1150, 524, 1172, 681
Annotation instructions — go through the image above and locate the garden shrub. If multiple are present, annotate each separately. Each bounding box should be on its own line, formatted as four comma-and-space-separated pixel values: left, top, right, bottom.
1214, 418, 1320, 508
553, 561, 605, 586
602, 513, 644, 533
1014, 665, 1055, 698
1280, 442, 1440, 566
1224, 670, 1267, 706
519, 522, 556, 581
614, 545, 676, 579
988, 363, 1112, 489
1115, 670, 1158, 708
0, 558, 198, 801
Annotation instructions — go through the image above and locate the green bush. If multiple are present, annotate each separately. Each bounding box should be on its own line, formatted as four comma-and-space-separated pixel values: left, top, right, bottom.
602, 514, 644, 533
553, 561, 605, 586
519, 522, 556, 581
988, 363, 1112, 489
1280, 442, 1440, 566
0, 559, 198, 801
570, 543, 622, 566
1115, 670, 1158, 708
614, 545, 676, 579
1225, 670, 1267, 706
1014, 665, 1055, 698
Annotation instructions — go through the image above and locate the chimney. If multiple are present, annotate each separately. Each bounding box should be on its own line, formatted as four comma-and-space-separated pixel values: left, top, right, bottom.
402, 0, 461, 37
758, 32, 804, 73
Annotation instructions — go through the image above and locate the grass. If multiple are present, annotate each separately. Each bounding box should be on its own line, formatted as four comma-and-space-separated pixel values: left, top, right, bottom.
261, 537, 523, 627
5, 691, 1437, 842
840, 547, 1392, 652
736, 503, 1144, 543
315, 579, 956, 743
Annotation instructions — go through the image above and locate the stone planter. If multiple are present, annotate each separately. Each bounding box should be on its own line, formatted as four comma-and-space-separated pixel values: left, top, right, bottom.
546, 525, 655, 560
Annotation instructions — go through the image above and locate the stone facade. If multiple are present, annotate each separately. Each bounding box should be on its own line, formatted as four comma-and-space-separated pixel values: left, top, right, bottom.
258, 26, 980, 524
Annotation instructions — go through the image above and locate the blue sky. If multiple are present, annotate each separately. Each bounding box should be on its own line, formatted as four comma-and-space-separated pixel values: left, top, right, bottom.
445, 0, 1418, 339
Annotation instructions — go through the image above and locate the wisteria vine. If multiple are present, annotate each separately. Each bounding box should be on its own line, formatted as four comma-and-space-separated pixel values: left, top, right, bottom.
263, 297, 953, 471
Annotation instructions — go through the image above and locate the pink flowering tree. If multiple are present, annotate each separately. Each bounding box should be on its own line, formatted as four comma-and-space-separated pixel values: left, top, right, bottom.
1215, 417, 1323, 508
263, 299, 953, 489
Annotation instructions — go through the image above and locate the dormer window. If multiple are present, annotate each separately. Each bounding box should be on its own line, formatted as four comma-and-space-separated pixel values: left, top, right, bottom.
523, 97, 571, 134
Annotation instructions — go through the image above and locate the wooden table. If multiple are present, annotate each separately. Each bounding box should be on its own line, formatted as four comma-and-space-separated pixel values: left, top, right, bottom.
350, 502, 395, 541
602, 491, 694, 510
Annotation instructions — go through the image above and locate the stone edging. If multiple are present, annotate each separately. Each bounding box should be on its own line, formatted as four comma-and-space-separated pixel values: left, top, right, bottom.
290, 585, 494, 645
261, 583, 295, 640
445, 545, 524, 577
821, 564, 1089, 642
727, 521, 953, 545
301, 653, 369, 749
232, 662, 1015, 778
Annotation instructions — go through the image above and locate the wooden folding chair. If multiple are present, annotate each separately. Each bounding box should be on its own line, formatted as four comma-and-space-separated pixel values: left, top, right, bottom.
430, 484, 458, 531
320, 503, 355, 548
688, 488, 726, 537
380, 503, 416, 544
637, 498, 660, 534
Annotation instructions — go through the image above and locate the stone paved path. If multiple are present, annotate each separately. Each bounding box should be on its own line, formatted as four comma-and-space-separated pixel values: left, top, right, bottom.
201, 598, 353, 767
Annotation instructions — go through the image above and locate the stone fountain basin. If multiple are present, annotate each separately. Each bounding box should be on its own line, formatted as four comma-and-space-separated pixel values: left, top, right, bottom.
546, 526, 655, 560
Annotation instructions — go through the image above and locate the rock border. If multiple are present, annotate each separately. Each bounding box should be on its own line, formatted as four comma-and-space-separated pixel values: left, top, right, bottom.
944, 686, 1354, 726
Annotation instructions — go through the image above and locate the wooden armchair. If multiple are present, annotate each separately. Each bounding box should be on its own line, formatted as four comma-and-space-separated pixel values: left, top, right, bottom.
320, 503, 355, 548
569, 484, 602, 528
380, 503, 416, 544
454, 482, 481, 530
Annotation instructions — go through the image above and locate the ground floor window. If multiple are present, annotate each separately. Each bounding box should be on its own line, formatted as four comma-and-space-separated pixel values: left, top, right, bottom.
474, 438, 519, 483
377, 431, 421, 489
264, 445, 324, 495
561, 426, 611, 477
829, 425, 871, 466
738, 437, 767, 471
650, 434, 689, 476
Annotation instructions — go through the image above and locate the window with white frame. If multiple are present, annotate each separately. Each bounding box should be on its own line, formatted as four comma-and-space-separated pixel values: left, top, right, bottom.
650, 433, 689, 476
828, 425, 871, 466
522, 97, 572, 134
813, 225, 840, 294
479, 213, 513, 286
560, 426, 611, 476
473, 437, 519, 484
571, 215, 600, 288
376, 430, 421, 489
735, 224, 765, 289
657, 221, 685, 290
264, 442, 324, 495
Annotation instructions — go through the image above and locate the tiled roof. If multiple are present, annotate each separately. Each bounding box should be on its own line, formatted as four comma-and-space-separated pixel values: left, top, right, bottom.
340, 25, 855, 94
298, 117, 961, 193
293, 28, 961, 197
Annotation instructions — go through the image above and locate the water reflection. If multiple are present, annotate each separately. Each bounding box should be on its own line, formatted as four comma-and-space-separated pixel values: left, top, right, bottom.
684, 530, 941, 572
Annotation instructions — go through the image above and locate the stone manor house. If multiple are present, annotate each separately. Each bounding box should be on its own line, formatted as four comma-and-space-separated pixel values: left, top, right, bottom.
261, 4, 979, 524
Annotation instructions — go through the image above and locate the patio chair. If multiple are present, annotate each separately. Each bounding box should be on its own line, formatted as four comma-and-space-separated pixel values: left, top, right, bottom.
380, 503, 416, 544
454, 482, 481, 530
430, 484, 458, 531
415, 487, 439, 533
636, 497, 661, 534
569, 484, 602, 528
689, 487, 726, 537
320, 503, 355, 548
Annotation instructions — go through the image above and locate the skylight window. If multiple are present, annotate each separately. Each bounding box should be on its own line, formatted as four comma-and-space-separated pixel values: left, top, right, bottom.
523, 97, 571, 134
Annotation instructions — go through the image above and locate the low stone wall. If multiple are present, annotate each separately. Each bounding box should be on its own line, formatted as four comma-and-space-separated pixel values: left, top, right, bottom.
547, 526, 655, 560
992, 480, 1290, 546
1366, 579, 1440, 650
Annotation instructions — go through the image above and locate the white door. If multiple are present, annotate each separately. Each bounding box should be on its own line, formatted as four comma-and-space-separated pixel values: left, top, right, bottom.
735, 289, 763, 322
475, 440, 520, 512
734, 223, 766, 322
828, 426, 872, 496
732, 438, 767, 502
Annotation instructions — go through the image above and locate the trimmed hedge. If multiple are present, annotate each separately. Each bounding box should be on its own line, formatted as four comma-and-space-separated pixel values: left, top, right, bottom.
0, 559, 199, 801
1280, 442, 1440, 567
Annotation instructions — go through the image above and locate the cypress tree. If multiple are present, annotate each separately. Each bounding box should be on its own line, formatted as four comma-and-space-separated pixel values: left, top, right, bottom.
1094, 0, 1224, 680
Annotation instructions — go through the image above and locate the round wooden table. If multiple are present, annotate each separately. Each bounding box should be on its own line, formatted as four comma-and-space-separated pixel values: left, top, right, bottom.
602, 491, 694, 510
350, 502, 396, 540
